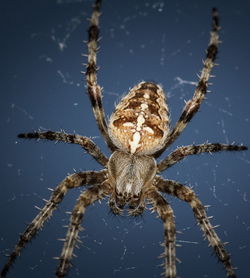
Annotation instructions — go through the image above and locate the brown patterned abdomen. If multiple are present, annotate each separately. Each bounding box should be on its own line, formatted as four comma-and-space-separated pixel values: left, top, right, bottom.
108, 82, 170, 155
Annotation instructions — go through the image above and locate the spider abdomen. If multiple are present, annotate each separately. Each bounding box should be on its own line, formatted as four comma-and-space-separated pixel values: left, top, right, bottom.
108, 81, 170, 155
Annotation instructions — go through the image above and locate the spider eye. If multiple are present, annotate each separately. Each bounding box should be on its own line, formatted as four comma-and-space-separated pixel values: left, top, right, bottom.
132, 194, 140, 200
116, 201, 125, 209
116, 191, 122, 197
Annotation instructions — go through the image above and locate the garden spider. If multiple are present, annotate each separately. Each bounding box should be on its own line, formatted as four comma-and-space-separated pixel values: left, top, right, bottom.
1, 0, 247, 278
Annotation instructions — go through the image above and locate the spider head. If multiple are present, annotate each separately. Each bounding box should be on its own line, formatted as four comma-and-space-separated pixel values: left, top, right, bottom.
107, 150, 157, 215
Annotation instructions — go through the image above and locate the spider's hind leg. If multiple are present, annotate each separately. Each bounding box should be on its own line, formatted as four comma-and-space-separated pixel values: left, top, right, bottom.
85, 0, 117, 152
155, 8, 220, 157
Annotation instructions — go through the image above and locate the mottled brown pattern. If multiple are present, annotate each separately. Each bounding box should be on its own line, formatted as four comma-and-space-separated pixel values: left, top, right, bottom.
140, 82, 159, 92
124, 100, 142, 109
132, 89, 158, 102
109, 81, 170, 154
124, 99, 161, 118
145, 119, 164, 138
112, 115, 137, 127
147, 103, 161, 116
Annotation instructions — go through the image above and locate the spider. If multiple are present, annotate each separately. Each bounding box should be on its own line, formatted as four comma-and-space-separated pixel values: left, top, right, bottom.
1, 1, 247, 278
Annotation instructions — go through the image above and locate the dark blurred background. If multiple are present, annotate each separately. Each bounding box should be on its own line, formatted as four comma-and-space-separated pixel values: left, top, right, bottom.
0, 0, 249, 277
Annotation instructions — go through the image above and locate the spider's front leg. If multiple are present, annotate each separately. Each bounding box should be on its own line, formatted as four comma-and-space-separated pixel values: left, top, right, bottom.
18, 131, 108, 166
56, 181, 111, 278
156, 177, 237, 278
146, 188, 176, 278
0, 170, 107, 278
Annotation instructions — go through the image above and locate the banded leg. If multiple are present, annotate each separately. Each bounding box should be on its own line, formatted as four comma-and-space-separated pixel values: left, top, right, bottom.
157, 143, 247, 172
56, 182, 111, 277
0, 170, 107, 278
18, 131, 108, 166
147, 188, 176, 278
155, 177, 237, 278
85, 0, 116, 152
155, 8, 220, 157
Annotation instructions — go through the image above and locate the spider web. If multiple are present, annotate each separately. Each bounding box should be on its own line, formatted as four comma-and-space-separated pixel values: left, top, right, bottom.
1, 1, 249, 278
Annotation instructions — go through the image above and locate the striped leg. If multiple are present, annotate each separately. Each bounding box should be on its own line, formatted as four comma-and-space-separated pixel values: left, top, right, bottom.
18, 131, 108, 166
147, 189, 176, 278
156, 177, 237, 278
0, 170, 107, 278
155, 8, 220, 157
85, 0, 116, 152
56, 182, 111, 277
157, 143, 247, 172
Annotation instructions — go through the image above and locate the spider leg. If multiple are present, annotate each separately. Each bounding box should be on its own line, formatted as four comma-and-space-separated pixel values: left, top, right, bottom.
85, 0, 117, 152
157, 143, 247, 172
146, 188, 176, 278
155, 8, 220, 158
0, 170, 107, 278
155, 177, 237, 278
56, 182, 111, 278
18, 131, 108, 166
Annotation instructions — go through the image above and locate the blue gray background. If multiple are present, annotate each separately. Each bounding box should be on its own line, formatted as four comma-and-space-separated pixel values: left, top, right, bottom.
1, 0, 249, 277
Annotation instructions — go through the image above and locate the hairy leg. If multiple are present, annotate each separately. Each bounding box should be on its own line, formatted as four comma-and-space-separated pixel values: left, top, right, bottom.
155, 177, 236, 278
85, 0, 116, 152
157, 143, 247, 172
18, 131, 108, 166
0, 170, 107, 278
147, 188, 176, 278
155, 8, 220, 157
56, 182, 111, 278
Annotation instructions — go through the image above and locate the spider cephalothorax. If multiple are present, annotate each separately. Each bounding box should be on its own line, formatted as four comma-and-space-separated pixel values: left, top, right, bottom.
108, 149, 157, 215
1, 1, 247, 278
